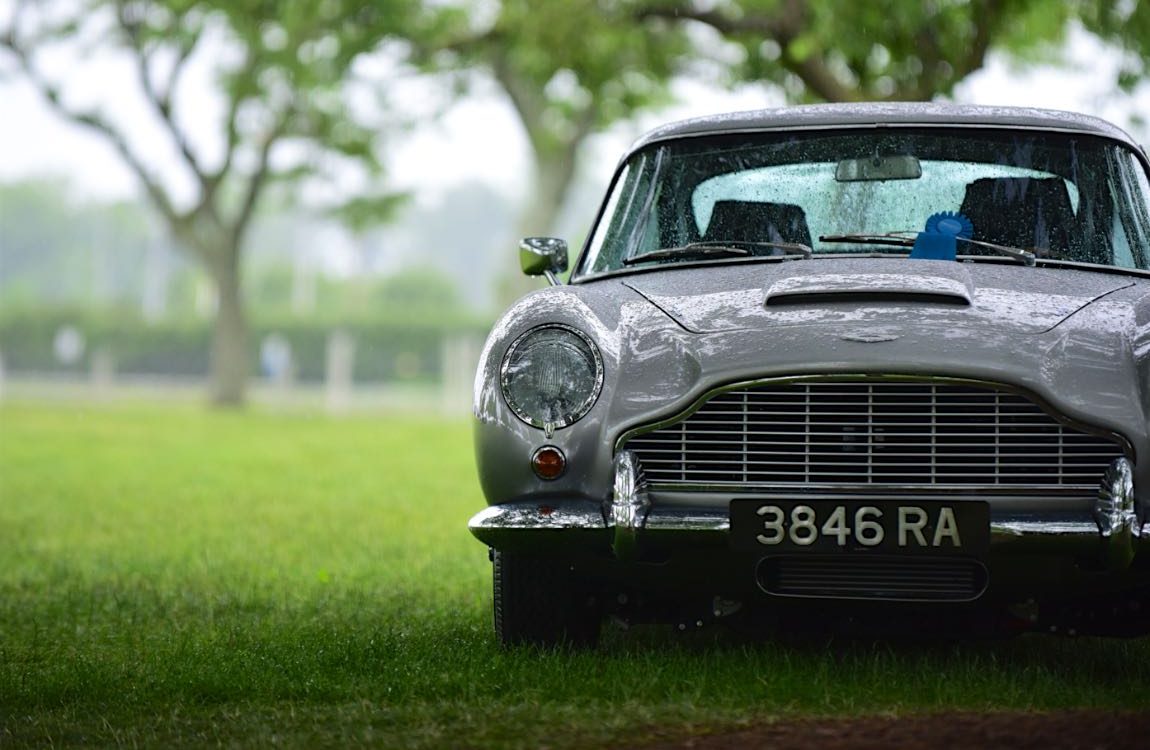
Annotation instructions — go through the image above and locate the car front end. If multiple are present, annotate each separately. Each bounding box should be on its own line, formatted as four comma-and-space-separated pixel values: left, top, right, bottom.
470, 103, 1150, 646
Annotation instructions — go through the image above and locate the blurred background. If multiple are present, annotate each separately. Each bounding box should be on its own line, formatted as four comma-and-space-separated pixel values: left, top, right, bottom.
2, 0, 1150, 414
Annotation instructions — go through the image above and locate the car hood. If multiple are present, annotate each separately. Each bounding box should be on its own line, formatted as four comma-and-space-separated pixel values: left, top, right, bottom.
621, 258, 1133, 335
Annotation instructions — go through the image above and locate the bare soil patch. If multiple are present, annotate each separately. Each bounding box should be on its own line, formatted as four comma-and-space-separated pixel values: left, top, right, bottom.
633, 710, 1150, 749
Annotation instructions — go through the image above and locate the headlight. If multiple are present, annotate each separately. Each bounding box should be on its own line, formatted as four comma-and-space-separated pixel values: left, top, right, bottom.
500, 324, 604, 434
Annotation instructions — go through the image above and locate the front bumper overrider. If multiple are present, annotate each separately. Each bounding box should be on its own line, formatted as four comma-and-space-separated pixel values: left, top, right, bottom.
469, 454, 1150, 572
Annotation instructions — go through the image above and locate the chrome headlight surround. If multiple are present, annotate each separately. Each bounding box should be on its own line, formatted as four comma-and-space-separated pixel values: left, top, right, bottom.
500, 323, 604, 434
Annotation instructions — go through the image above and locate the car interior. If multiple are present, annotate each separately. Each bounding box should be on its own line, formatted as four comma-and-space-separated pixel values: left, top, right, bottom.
701, 199, 814, 249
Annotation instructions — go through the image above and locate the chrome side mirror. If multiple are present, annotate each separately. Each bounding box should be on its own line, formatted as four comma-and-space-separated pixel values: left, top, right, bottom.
519, 237, 568, 286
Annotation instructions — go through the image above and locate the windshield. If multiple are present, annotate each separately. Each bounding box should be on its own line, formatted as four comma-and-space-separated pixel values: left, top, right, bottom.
577, 128, 1150, 276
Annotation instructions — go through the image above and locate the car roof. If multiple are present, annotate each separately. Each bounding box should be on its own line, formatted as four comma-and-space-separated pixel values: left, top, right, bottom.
627, 102, 1142, 155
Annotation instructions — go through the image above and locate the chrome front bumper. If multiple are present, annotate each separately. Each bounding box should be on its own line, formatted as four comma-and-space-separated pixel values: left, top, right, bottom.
469, 455, 1149, 571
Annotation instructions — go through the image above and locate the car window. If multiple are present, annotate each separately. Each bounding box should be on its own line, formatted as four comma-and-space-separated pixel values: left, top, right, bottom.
690, 162, 1078, 240
576, 128, 1150, 276
1108, 149, 1150, 269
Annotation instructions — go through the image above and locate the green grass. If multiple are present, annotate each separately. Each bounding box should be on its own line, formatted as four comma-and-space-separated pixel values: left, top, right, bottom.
2, 401, 1150, 748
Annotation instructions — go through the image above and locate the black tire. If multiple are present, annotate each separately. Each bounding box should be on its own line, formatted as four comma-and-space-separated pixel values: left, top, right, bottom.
492, 550, 601, 648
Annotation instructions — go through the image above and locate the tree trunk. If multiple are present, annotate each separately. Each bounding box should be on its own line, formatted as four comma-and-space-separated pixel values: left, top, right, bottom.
497, 148, 581, 306
520, 148, 575, 237
208, 245, 248, 407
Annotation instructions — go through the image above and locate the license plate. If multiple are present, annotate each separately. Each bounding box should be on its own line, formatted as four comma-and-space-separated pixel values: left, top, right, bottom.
730, 500, 989, 556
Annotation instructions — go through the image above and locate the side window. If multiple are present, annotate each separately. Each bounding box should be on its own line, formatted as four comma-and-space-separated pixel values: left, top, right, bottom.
1125, 153, 1150, 269
584, 162, 633, 273
1108, 151, 1150, 270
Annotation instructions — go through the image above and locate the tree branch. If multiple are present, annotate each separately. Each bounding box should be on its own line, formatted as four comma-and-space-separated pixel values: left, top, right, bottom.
228, 112, 290, 251
636, 3, 790, 38
490, 46, 550, 154
113, 1, 209, 186
637, 0, 860, 102
3, 0, 20, 36
780, 54, 862, 103
2, 33, 184, 230
957, 0, 1006, 82
202, 48, 261, 215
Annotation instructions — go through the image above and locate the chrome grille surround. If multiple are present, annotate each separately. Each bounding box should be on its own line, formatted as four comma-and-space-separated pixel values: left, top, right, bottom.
619, 376, 1128, 492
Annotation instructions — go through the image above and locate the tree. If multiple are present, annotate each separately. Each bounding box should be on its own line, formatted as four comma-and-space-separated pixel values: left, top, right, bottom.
0, 0, 439, 405
429, 1, 693, 302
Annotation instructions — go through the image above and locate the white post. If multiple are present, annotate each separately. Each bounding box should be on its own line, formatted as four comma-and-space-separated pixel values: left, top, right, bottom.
291, 251, 316, 315
442, 334, 481, 416
259, 333, 294, 388
90, 347, 115, 399
325, 330, 355, 413
142, 237, 169, 323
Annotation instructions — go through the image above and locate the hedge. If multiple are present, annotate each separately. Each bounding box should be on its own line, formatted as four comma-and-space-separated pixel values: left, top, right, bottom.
0, 310, 493, 384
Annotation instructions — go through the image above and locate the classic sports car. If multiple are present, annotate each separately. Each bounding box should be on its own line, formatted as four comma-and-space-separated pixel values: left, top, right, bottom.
469, 103, 1150, 646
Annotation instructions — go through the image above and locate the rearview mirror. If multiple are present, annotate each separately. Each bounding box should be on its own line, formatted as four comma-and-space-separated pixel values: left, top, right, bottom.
519, 237, 568, 285
835, 154, 922, 182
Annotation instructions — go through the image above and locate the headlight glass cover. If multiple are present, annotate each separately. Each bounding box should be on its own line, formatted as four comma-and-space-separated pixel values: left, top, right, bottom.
500, 324, 604, 432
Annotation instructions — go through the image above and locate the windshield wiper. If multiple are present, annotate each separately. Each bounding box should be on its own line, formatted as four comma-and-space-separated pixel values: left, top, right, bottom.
623, 240, 812, 266
960, 237, 1037, 266
818, 232, 916, 249
819, 232, 1037, 267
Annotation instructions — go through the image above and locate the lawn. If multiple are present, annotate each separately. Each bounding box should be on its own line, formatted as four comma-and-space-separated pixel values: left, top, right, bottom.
2, 400, 1149, 748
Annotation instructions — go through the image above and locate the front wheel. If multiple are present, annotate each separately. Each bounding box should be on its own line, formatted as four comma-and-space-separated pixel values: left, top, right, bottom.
492, 550, 601, 648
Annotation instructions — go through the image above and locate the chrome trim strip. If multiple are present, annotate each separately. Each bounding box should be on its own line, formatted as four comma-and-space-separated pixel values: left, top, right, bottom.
647, 482, 1096, 497
990, 521, 1099, 537
629, 121, 1139, 159
642, 510, 730, 533
468, 502, 606, 534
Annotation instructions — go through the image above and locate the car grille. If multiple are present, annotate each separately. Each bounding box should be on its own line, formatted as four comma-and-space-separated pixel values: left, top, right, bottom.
622, 380, 1124, 488
758, 555, 988, 601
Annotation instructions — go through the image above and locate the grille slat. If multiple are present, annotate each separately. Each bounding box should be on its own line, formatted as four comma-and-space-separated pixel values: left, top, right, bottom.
760, 555, 987, 601
624, 380, 1123, 488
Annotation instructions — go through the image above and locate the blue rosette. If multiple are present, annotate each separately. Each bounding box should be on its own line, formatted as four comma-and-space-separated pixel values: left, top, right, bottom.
910, 211, 974, 261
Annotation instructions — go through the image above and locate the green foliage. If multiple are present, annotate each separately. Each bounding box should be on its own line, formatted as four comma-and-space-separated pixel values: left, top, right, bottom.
3, 403, 1150, 747
329, 191, 412, 233
244, 264, 470, 322
639, 0, 1080, 102
433, 1, 690, 159
373, 267, 467, 320
1079, 0, 1150, 90
89, 0, 444, 218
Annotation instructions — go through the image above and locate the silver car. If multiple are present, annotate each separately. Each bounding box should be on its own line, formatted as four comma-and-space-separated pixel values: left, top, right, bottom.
469, 103, 1150, 646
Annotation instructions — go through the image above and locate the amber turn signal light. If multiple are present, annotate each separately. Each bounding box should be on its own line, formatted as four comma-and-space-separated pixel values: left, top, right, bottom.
531, 446, 566, 480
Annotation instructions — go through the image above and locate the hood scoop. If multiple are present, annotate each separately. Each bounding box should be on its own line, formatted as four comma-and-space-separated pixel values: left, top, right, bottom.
764, 270, 974, 307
